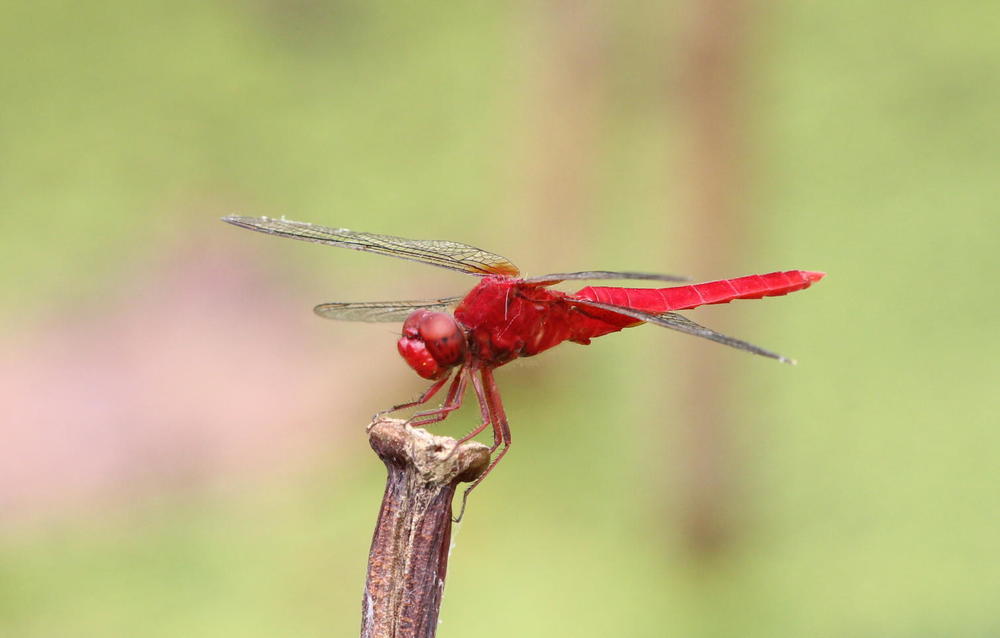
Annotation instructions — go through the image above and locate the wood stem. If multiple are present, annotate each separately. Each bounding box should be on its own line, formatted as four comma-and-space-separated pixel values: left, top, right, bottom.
361, 418, 490, 638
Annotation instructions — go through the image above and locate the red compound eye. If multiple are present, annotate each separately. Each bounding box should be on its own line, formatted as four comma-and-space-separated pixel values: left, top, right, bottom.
397, 311, 465, 380
418, 313, 466, 367
401, 310, 429, 339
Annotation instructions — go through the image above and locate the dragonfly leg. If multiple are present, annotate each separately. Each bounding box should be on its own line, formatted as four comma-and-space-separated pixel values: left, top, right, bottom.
441, 368, 493, 464
407, 367, 468, 427
453, 367, 511, 523
376, 373, 451, 418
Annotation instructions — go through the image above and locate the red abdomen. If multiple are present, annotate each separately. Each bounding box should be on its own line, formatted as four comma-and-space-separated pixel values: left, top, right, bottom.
574, 270, 825, 313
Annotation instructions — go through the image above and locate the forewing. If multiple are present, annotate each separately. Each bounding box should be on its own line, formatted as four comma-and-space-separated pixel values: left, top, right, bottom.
223, 215, 520, 277
525, 270, 689, 285
569, 298, 795, 364
314, 297, 463, 322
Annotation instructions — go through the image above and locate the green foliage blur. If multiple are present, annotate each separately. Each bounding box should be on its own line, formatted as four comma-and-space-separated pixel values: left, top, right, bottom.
1, 1, 998, 636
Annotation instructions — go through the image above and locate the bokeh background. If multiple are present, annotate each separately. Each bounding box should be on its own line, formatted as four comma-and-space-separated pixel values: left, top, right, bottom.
2, 1, 998, 636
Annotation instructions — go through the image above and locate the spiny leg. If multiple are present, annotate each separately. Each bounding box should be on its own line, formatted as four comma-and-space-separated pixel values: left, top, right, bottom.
473, 368, 504, 452
444, 367, 493, 460
407, 366, 468, 427
376, 373, 451, 418
454, 367, 511, 523
480, 366, 512, 464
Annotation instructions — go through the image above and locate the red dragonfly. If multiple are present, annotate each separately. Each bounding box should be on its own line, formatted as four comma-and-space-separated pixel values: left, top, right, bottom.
224, 216, 824, 514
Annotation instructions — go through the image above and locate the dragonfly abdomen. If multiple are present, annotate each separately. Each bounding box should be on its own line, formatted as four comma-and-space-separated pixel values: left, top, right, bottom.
573, 270, 824, 313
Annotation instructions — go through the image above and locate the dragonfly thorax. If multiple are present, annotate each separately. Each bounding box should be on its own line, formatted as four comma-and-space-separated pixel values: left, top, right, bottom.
397, 310, 468, 380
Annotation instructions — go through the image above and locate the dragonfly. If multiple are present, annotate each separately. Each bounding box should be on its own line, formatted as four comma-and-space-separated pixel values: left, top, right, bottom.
223, 215, 824, 518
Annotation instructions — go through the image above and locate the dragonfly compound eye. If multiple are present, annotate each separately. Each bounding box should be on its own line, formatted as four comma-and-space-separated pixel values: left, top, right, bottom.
397, 311, 463, 380
418, 313, 467, 367
401, 310, 431, 339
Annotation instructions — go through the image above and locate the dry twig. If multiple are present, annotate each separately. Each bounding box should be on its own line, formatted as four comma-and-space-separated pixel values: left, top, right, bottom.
361, 417, 490, 638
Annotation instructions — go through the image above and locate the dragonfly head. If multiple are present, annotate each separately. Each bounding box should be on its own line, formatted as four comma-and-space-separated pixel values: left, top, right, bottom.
398, 310, 467, 380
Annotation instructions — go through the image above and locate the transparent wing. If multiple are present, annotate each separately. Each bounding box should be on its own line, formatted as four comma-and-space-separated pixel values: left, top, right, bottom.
569, 298, 795, 364
524, 270, 690, 285
223, 215, 520, 277
314, 297, 464, 322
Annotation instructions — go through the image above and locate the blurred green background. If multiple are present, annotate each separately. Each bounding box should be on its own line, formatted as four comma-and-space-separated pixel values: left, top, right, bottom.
2, 1, 998, 636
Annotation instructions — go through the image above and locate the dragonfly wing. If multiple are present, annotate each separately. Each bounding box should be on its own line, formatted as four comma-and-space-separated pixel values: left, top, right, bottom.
569, 298, 795, 364
223, 216, 520, 277
525, 270, 690, 285
314, 296, 464, 322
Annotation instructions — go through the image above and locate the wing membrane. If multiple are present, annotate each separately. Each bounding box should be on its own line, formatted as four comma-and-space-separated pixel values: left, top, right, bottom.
223, 215, 519, 277
525, 270, 689, 285
314, 297, 463, 322
569, 298, 795, 364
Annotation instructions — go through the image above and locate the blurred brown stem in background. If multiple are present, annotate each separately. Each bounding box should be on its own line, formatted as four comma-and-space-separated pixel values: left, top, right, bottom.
516, 0, 607, 267
361, 418, 490, 638
515, 0, 755, 557
671, 0, 754, 556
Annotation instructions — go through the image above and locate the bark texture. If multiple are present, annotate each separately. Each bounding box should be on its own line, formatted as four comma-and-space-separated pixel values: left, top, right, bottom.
361, 418, 490, 638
